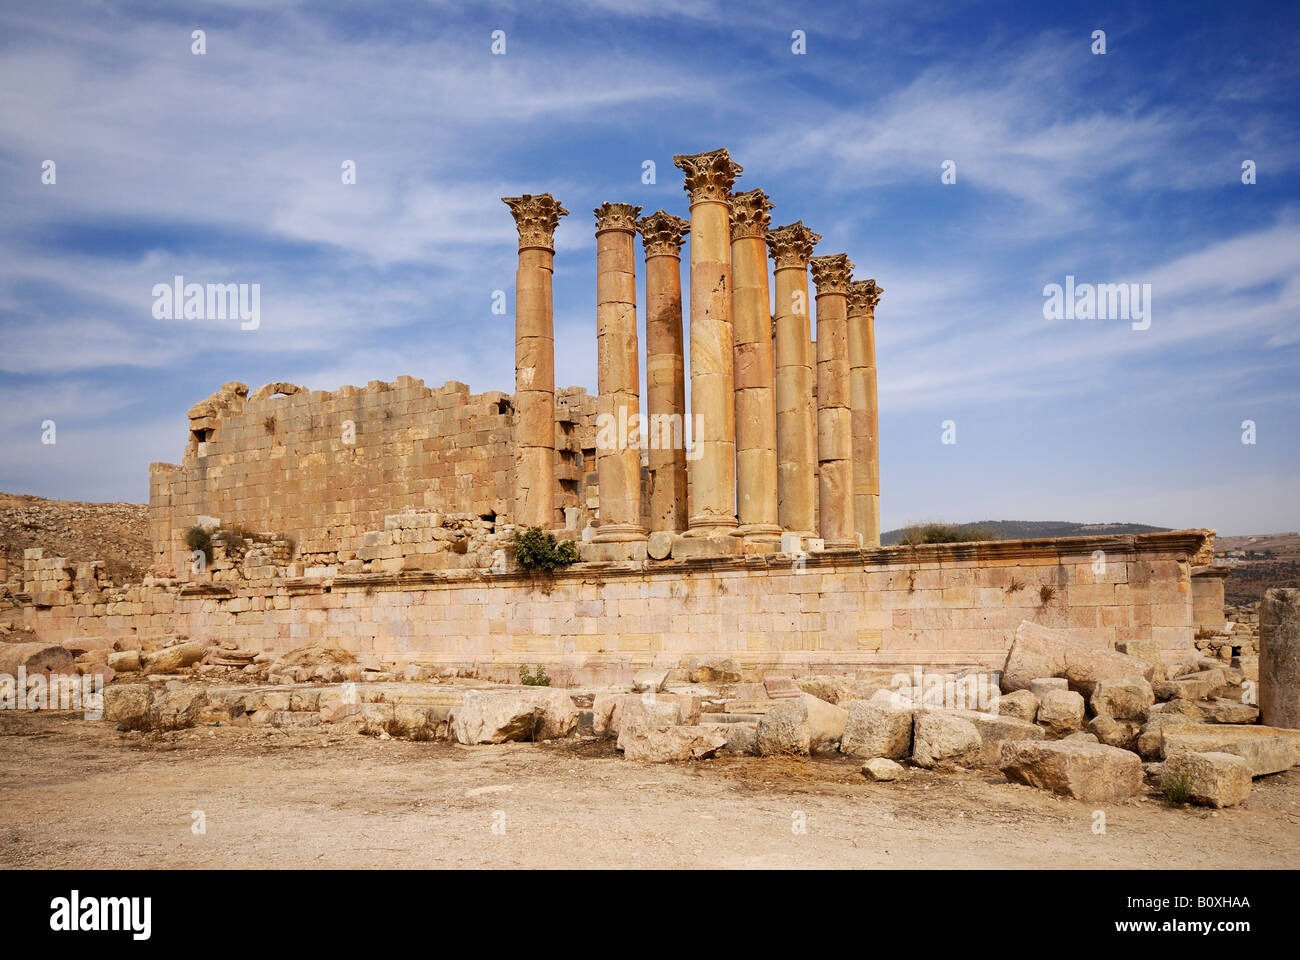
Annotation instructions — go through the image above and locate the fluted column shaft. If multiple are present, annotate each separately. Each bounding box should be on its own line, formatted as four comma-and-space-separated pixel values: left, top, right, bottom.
674, 149, 742, 535
810, 253, 856, 548
767, 222, 821, 537
593, 203, 645, 541
637, 212, 690, 533
503, 193, 568, 529
848, 280, 883, 548
729, 190, 780, 545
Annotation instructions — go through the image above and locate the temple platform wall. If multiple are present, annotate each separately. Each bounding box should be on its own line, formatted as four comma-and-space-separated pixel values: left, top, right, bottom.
24, 532, 1202, 685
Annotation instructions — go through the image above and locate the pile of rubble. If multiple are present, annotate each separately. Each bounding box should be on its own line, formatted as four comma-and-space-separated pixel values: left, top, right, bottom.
293, 511, 517, 577
1198, 601, 1261, 664
10, 613, 1297, 812
0, 492, 150, 588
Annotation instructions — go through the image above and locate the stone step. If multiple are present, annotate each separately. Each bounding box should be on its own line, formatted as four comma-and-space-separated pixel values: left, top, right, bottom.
268, 710, 322, 729
724, 699, 779, 714
702, 712, 764, 724
763, 676, 800, 698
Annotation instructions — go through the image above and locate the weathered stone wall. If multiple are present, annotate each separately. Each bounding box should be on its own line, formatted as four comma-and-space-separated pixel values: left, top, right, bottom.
149, 378, 600, 577
1191, 565, 1231, 633
25, 532, 1202, 684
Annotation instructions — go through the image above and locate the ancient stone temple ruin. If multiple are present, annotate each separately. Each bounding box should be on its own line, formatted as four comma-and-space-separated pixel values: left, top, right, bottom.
20, 148, 1213, 683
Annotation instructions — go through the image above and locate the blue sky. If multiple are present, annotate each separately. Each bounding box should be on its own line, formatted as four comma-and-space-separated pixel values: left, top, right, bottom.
1, 0, 1297, 535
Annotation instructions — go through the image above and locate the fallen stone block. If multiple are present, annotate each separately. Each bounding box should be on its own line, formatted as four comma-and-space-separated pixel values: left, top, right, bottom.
1002, 623, 1073, 693
1037, 689, 1085, 737
757, 693, 847, 756
140, 642, 205, 675
1090, 678, 1155, 721
912, 712, 981, 768
106, 650, 141, 672
839, 699, 913, 760
763, 675, 801, 699
269, 710, 322, 729
861, 757, 906, 781
103, 683, 155, 728
997, 689, 1039, 723
1199, 698, 1259, 724
1089, 714, 1140, 751
618, 700, 724, 762
1064, 648, 1156, 699
148, 687, 209, 728
451, 688, 577, 744
591, 692, 698, 738
1160, 723, 1297, 777
1029, 677, 1068, 700
720, 722, 758, 756
1137, 713, 1203, 760
684, 656, 742, 683
944, 709, 1045, 765
1001, 621, 1153, 697
1154, 670, 1223, 702
999, 740, 1143, 801
1162, 751, 1251, 808
0, 642, 75, 677
1116, 638, 1163, 674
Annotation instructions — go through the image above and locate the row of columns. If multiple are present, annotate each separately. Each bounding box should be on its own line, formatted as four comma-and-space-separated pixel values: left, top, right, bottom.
501, 148, 883, 552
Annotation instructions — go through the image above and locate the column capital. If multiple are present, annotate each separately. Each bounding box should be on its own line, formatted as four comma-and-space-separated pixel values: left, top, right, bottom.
673, 147, 743, 203
502, 193, 569, 251
728, 188, 774, 241
847, 279, 883, 315
765, 221, 821, 269
636, 210, 690, 257
809, 253, 855, 295
593, 202, 643, 235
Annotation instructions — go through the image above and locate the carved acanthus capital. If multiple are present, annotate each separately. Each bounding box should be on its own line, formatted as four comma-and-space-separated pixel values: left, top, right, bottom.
728, 188, 774, 241
502, 193, 569, 251
765, 221, 821, 269
808, 253, 855, 295
847, 279, 883, 314
635, 210, 691, 257
593, 202, 643, 235
672, 148, 742, 203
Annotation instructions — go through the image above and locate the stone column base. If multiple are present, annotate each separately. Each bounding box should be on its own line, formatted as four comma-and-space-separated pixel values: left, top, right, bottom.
591, 522, 646, 543
737, 523, 783, 552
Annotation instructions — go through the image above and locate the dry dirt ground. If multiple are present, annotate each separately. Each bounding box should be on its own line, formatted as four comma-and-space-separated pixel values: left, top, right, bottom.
1, 712, 1298, 869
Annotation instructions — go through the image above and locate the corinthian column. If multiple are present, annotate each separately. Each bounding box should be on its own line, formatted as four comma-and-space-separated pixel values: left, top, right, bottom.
848, 279, 883, 548
636, 210, 690, 533
728, 188, 780, 548
503, 193, 568, 529
592, 202, 646, 549
766, 221, 821, 538
673, 148, 742, 536
809, 253, 856, 548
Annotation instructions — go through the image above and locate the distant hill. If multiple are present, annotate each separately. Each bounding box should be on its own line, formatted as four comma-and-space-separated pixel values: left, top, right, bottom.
0, 492, 150, 585
881, 520, 1172, 545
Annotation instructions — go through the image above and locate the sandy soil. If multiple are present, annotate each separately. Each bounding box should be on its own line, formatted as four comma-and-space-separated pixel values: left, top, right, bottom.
1, 711, 1297, 869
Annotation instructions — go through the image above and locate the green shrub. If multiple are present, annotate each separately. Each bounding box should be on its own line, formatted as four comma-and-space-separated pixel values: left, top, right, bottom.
184, 525, 213, 564
898, 524, 997, 546
519, 664, 552, 687
513, 527, 579, 573
1162, 768, 1193, 805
